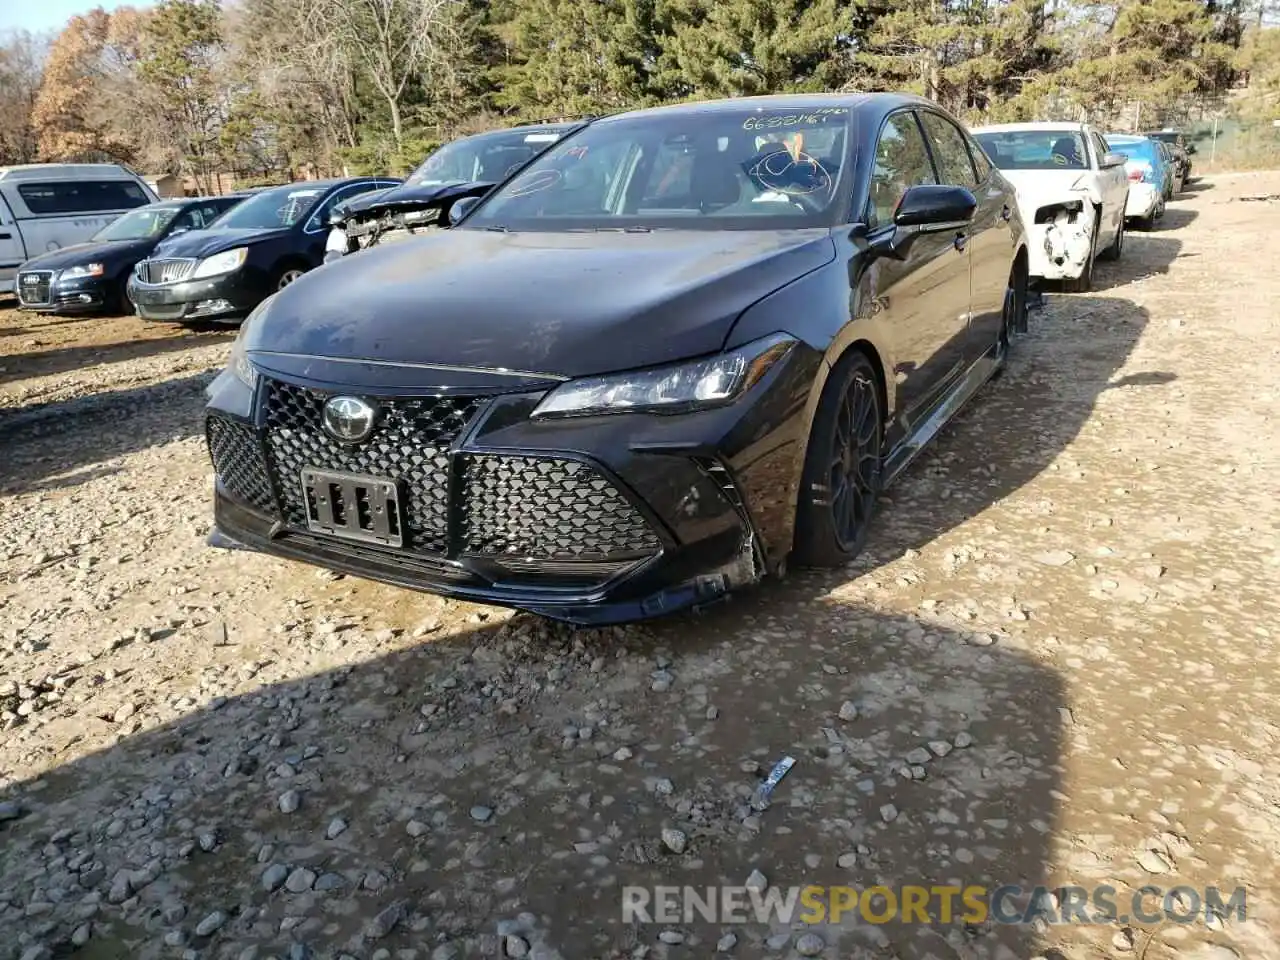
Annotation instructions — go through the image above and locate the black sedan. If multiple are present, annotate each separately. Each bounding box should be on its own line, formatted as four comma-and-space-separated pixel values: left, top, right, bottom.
128, 177, 399, 323
14, 195, 249, 314
324, 120, 587, 261
204, 93, 1030, 624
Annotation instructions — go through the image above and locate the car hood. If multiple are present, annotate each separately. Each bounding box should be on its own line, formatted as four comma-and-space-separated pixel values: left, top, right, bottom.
331, 181, 493, 224
248, 227, 836, 378
152, 227, 291, 260
21, 238, 153, 271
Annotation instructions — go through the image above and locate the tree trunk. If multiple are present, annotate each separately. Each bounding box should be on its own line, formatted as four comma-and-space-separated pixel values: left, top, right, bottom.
388, 96, 403, 149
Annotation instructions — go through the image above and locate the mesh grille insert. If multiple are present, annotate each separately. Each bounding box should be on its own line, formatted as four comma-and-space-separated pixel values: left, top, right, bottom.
260, 379, 485, 555
206, 417, 277, 515
461, 454, 661, 561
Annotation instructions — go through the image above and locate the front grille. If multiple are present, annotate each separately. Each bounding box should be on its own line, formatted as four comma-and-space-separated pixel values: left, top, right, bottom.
137, 258, 197, 284
461, 454, 661, 561
16, 270, 52, 306
207, 417, 277, 515
261, 379, 486, 555
207, 376, 665, 575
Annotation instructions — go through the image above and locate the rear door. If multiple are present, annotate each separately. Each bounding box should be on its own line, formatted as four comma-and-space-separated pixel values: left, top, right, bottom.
863, 109, 972, 426
1089, 130, 1126, 240
0, 192, 26, 290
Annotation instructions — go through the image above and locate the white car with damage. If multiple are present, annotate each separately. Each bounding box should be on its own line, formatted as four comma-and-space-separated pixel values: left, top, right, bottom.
971, 122, 1129, 291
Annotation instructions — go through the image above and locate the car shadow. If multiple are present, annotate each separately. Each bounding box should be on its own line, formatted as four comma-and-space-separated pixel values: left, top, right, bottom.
0, 330, 234, 388
0, 370, 217, 495
1152, 207, 1197, 229
0, 600, 1066, 960
1091, 237, 1184, 289
822, 294, 1164, 572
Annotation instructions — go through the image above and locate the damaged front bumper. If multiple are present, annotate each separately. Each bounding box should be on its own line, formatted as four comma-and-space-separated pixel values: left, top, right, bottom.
1026, 198, 1094, 281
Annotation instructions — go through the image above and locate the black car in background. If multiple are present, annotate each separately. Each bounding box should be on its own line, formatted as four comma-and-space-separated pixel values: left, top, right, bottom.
1143, 130, 1194, 184
14, 195, 249, 314
205, 93, 1029, 624
324, 120, 588, 260
129, 177, 399, 323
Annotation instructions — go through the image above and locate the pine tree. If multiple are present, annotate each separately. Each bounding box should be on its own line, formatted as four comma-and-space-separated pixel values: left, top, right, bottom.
496, 0, 658, 115
653, 0, 851, 100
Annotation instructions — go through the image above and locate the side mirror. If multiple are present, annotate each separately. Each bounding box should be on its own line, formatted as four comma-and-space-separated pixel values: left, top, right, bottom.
1100, 151, 1128, 169
866, 185, 977, 261
448, 194, 483, 226
1185, 143, 1196, 155
893, 184, 977, 228
170, 225, 190, 235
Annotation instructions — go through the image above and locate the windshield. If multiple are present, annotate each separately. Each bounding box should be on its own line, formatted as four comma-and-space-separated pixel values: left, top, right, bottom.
92, 206, 182, 241
408, 129, 567, 186
209, 185, 325, 229
463, 107, 854, 232
973, 130, 1089, 170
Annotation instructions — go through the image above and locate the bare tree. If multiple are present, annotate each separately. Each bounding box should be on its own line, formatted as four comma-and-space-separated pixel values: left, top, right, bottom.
0, 30, 47, 164
304, 0, 467, 147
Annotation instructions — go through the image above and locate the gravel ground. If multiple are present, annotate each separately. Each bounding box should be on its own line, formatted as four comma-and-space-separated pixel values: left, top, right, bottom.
1, 172, 1278, 960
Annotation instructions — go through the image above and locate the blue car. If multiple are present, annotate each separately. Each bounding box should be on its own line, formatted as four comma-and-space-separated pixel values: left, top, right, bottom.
1104, 134, 1168, 230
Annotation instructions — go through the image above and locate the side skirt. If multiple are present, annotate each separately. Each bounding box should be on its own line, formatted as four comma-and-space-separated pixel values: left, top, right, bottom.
880, 352, 1001, 490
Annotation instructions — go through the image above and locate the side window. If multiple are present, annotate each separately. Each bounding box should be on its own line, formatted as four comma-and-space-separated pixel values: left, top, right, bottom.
966, 133, 993, 180
17, 180, 150, 215
309, 183, 383, 231
919, 112, 978, 187
1092, 133, 1110, 166
171, 207, 205, 231
866, 112, 937, 229
640, 141, 696, 204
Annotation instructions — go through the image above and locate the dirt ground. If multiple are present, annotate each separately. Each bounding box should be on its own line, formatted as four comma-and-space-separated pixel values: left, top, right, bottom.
1, 172, 1279, 960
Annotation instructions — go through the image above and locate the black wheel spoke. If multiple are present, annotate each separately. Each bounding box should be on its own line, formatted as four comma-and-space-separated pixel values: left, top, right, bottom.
823, 370, 881, 550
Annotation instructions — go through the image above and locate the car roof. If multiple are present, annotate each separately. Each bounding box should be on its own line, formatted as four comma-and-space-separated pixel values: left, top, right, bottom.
970, 121, 1087, 134
258, 177, 382, 193
594, 92, 929, 125
0, 162, 141, 182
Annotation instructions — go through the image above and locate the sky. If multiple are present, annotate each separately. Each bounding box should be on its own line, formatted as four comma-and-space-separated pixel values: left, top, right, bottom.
0, 0, 147, 35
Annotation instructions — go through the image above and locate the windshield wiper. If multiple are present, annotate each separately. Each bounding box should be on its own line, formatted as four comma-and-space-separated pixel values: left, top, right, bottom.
484, 224, 509, 233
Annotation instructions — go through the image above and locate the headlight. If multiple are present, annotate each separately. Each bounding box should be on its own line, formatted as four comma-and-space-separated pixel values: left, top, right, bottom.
227, 294, 275, 388
531, 333, 796, 419
325, 227, 349, 255
192, 247, 248, 279
61, 262, 104, 279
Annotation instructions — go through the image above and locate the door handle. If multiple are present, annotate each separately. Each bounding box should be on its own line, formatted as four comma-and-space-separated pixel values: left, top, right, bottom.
953, 232, 967, 253
0, 232, 11, 239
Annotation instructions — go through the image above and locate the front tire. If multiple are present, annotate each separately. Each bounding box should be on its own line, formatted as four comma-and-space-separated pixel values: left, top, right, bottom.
793, 352, 883, 567
275, 266, 306, 290
1100, 212, 1124, 261
1062, 211, 1099, 293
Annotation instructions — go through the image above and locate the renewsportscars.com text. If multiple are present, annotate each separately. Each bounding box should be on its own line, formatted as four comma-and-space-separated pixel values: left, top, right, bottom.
622, 884, 1247, 926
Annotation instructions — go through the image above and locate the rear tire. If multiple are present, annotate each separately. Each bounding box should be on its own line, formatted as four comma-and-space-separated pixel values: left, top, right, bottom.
793, 352, 883, 568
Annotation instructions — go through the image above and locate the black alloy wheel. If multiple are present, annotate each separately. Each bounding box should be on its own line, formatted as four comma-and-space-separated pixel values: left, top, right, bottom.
794, 352, 883, 566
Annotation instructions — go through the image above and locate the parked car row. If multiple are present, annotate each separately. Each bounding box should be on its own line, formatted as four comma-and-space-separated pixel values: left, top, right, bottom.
2, 99, 1197, 623
970, 121, 1194, 292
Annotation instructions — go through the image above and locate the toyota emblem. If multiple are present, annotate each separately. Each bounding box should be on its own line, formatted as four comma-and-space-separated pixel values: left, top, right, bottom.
322, 396, 376, 443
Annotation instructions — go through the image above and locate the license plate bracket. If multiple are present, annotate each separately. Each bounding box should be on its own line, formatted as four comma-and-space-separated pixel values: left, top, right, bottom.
301, 468, 403, 547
